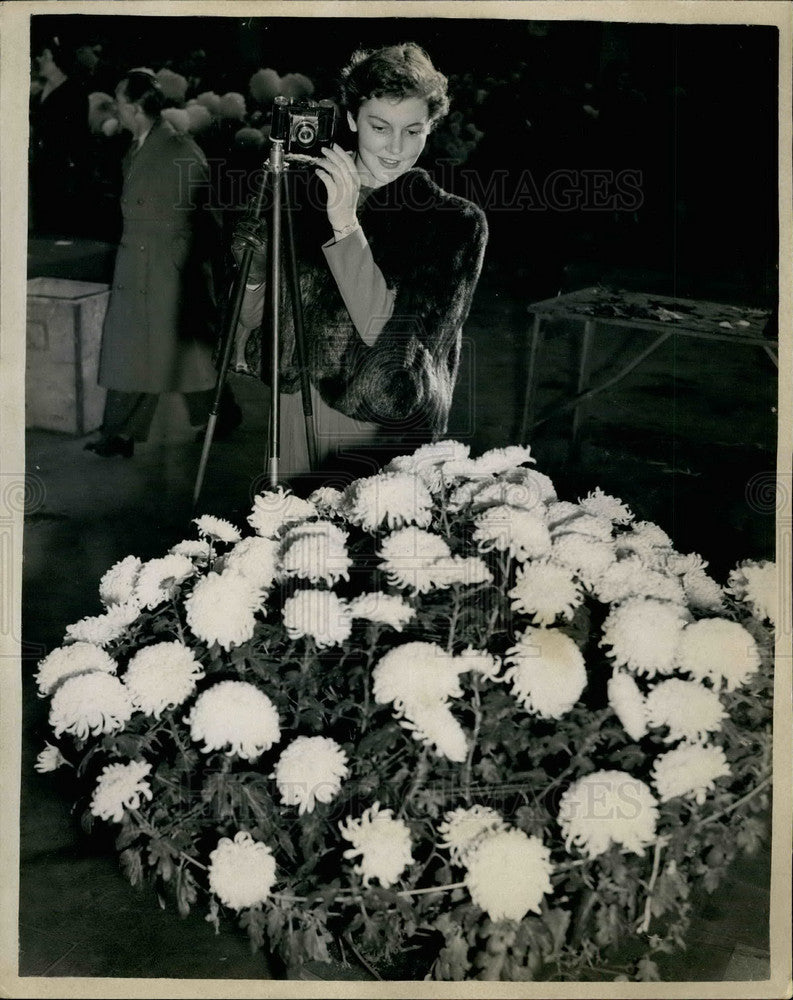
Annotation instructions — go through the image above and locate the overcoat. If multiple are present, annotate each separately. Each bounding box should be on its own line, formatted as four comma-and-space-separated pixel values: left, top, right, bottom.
98, 118, 220, 393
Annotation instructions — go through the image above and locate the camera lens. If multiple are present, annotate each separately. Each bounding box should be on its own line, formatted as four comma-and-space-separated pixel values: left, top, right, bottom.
295, 121, 317, 146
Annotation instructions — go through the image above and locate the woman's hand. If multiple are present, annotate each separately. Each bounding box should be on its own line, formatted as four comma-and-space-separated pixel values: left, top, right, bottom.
314, 143, 361, 235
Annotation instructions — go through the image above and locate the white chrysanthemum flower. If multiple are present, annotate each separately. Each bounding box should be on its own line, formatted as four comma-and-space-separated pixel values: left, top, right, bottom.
282, 588, 353, 647
169, 539, 212, 563
343, 472, 433, 533
447, 476, 497, 512
186, 680, 280, 759
544, 500, 582, 529
400, 703, 468, 762
272, 736, 349, 814
373, 642, 462, 716
455, 647, 502, 681
551, 533, 616, 586
499, 466, 557, 504
578, 487, 634, 525
676, 618, 761, 691
34, 742, 68, 773
99, 555, 142, 606
552, 511, 614, 542
185, 570, 262, 650
90, 760, 153, 823
470, 480, 546, 514
36, 642, 117, 697
279, 523, 351, 584
438, 805, 508, 866
378, 526, 452, 592
208, 831, 277, 910
347, 592, 415, 631
558, 770, 659, 857
193, 514, 241, 544
607, 670, 648, 741
508, 559, 584, 625
645, 678, 727, 744
592, 557, 686, 606
472, 505, 552, 562
339, 802, 413, 888
248, 487, 317, 539
307, 485, 344, 514
134, 554, 196, 610
465, 829, 553, 921
64, 601, 141, 647
423, 555, 493, 590
123, 641, 205, 718
681, 568, 725, 613
444, 444, 535, 479
504, 628, 587, 718
49, 672, 134, 740
666, 551, 709, 575
616, 521, 674, 568
726, 559, 777, 624
652, 743, 731, 804
224, 535, 280, 592
386, 440, 470, 492
601, 598, 688, 677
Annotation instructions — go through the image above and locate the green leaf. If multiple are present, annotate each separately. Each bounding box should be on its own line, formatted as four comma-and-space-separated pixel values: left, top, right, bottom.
119, 847, 143, 886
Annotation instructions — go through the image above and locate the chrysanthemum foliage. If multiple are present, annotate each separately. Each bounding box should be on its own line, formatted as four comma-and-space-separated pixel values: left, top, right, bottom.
37, 443, 774, 982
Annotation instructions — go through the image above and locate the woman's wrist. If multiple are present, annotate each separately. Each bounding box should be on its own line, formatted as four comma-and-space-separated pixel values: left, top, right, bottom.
331, 219, 360, 241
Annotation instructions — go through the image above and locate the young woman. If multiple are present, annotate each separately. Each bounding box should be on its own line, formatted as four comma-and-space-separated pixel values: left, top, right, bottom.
233, 43, 488, 485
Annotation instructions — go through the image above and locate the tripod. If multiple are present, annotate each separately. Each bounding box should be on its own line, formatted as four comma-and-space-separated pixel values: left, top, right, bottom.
192, 138, 318, 507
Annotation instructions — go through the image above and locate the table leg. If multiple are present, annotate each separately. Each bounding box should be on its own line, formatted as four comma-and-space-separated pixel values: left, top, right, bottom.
571, 319, 595, 447
519, 311, 544, 443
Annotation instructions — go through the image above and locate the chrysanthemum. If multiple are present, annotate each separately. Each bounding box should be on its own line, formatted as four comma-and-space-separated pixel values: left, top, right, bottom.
551, 533, 617, 586
499, 466, 557, 504
447, 476, 497, 512
49, 672, 134, 740
652, 743, 731, 804
343, 472, 433, 533
681, 569, 725, 613
35, 642, 117, 697
192, 514, 241, 544
592, 557, 686, 606
90, 760, 153, 823
465, 829, 553, 921
725, 559, 777, 624
607, 670, 648, 741
272, 736, 349, 814
558, 770, 659, 857
503, 628, 587, 718
444, 444, 535, 479
423, 555, 493, 590
666, 552, 709, 575
601, 598, 688, 677
223, 535, 280, 592
134, 554, 196, 610
347, 592, 416, 631
469, 480, 546, 514
279, 523, 351, 585
676, 618, 761, 691
34, 742, 69, 773
281, 589, 352, 647
339, 802, 413, 888
186, 680, 281, 759
455, 647, 502, 681
552, 511, 614, 542
508, 559, 583, 625
372, 642, 462, 716
645, 678, 726, 744
472, 505, 552, 562
123, 641, 205, 718
185, 570, 262, 651
578, 487, 634, 525
386, 440, 470, 492
99, 555, 141, 606
307, 485, 344, 515
400, 703, 468, 762
377, 526, 452, 592
544, 500, 581, 530
616, 521, 674, 569
438, 805, 508, 866
248, 487, 317, 539
169, 539, 212, 563
208, 831, 277, 910
64, 601, 141, 647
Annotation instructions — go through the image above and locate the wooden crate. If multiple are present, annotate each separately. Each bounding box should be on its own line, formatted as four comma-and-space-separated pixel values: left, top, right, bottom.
26, 277, 110, 435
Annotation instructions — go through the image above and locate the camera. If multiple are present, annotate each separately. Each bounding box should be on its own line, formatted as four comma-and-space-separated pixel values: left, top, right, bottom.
270, 96, 336, 157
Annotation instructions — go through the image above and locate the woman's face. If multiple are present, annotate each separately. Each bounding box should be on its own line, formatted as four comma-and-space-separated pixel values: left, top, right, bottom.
114, 84, 140, 134
347, 94, 431, 187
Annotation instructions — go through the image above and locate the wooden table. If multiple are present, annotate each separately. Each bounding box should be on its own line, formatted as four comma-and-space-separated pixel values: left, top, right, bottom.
519, 286, 776, 444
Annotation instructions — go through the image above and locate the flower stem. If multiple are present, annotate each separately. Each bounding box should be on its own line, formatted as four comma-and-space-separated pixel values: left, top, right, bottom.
695, 773, 772, 830
637, 835, 669, 934
446, 586, 461, 653
398, 747, 429, 819
462, 675, 482, 805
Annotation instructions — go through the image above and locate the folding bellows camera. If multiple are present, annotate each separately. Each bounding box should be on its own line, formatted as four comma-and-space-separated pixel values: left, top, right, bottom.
271, 96, 336, 156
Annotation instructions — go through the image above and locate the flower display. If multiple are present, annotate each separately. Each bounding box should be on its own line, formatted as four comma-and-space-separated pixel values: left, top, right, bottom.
273, 736, 349, 814
340, 803, 413, 887
193, 515, 241, 545
248, 487, 317, 538
343, 471, 433, 532
134, 554, 196, 610
373, 642, 462, 716
35, 743, 68, 773
464, 829, 553, 921
223, 535, 280, 591
279, 523, 351, 584
35, 642, 117, 697
208, 832, 277, 910
49, 672, 134, 740
282, 588, 352, 647
99, 555, 141, 606
124, 641, 205, 718
185, 570, 262, 650
652, 743, 731, 804
385, 440, 470, 493
503, 628, 587, 718
578, 487, 634, 525
186, 680, 281, 759
676, 618, 761, 690
601, 598, 688, 677
438, 805, 508, 865
90, 760, 153, 823
508, 558, 584, 624
645, 678, 726, 743
64, 601, 141, 647
472, 505, 552, 562
444, 444, 535, 479
347, 592, 415, 631
551, 533, 616, 585
558, 771, 659, 857
607, 669, 648, 741
593, 557, 685, 606
726, 559, 777, 624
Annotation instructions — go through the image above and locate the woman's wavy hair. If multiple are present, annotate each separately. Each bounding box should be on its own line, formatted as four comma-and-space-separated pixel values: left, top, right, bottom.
339, 43, 450, 128
117, 69, 165, 119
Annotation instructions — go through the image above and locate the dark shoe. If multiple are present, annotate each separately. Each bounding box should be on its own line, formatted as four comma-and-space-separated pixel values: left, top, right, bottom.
84, 435, 134, 458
